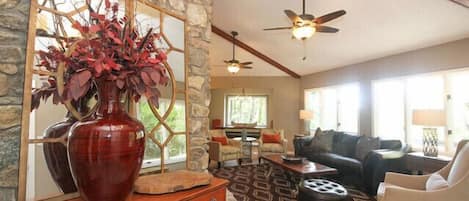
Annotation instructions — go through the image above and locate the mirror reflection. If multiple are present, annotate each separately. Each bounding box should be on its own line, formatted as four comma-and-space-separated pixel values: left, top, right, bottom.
25, 0, 187, 200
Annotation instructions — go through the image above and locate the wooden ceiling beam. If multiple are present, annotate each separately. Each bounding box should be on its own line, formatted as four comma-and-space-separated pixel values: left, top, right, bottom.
211, 25, 301, 79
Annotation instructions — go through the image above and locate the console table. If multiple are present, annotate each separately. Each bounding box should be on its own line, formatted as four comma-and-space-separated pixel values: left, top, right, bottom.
68, 177, 229, 201
405, 152, 451, 174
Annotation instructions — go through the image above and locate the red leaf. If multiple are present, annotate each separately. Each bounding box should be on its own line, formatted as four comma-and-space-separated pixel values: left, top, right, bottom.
105, 0, 111, 9
149, 71, 161, 84
72, 22, 84, 33
89, 25, 101, 33
140, 72, 152, 86
77, 70, 91, 87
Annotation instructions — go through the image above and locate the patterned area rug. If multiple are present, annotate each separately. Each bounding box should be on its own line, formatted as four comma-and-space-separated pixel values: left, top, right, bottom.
210, 164, 375, 201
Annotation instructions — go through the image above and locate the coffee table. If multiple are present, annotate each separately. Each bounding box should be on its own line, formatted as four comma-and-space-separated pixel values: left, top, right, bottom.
260, 154, 338, 194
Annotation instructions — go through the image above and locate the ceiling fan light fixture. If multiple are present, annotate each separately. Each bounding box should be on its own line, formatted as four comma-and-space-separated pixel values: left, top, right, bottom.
227, 63, 240, 73
292, 25, 315, 40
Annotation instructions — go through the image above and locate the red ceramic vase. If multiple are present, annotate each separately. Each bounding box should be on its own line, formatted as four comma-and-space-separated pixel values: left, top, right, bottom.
43, 115, 78, 193
68, 80, 145, 201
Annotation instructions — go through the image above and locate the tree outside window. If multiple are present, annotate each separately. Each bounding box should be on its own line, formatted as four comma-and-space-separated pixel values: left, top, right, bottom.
225, 95, 268, 127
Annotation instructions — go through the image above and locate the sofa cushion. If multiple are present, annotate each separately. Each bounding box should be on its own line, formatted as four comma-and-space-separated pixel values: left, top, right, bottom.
221, 146, 240, 154
332, 133, 360, 157
306, 128, 336, 152
260, 143, 284, 153
355, 136, 381, 161
426, 173, 449, 191
212, 136, 228, 145
377, 182, 405, 201
447, 143, 469, 185
262, 133, 281, 143
315, 153, 363, 175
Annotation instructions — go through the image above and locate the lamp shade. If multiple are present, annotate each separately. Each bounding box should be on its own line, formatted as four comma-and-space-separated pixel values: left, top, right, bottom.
299, 110, 313, 120
412, 109, 446, 126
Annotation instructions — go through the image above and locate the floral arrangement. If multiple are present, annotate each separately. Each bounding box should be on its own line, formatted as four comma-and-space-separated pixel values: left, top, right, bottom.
32, 0, 169, 110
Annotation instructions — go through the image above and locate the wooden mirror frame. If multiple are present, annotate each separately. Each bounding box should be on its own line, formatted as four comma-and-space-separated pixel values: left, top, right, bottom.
18, 1, 189, 200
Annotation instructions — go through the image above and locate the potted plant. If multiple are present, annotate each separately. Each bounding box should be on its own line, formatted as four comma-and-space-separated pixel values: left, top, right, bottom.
34, 1, 169, 200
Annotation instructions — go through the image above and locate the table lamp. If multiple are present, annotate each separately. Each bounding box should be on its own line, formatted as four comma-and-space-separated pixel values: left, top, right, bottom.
412, 109, 446, 157
299, 110, 313, 135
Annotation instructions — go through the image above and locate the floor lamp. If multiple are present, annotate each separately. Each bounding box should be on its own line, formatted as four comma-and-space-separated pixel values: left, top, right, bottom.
412, 109, 446, 157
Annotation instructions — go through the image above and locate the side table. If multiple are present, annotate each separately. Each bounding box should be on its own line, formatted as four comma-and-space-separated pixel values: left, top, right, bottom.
405, 152, 451, 174
233, 137, 257, 163
68, 177, 229, 201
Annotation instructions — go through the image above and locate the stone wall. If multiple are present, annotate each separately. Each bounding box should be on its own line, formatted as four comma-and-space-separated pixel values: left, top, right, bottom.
0, 0, 30, 200
147, 0, 212, 171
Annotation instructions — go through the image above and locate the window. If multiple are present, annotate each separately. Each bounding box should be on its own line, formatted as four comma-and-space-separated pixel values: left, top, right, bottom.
305, 83, 360, 133
225, 95, 268, 127
138, 99, 186, 168
373, 69, 469, 154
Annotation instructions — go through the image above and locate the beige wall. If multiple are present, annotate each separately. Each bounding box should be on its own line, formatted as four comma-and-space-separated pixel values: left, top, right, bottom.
210, 76, 301, 151
301, 38, 469, 136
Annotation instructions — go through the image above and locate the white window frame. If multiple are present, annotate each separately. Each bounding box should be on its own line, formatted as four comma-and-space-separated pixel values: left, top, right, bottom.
224, 95, 269, 128
371, 67, 469, 156
304, 82, 360, 133
137, 98, 187, 168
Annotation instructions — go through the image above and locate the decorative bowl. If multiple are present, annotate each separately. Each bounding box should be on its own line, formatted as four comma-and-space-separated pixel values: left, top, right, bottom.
281, 154, 304, 164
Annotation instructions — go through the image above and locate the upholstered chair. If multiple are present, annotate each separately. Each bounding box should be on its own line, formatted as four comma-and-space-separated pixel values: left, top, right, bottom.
258, 128, 288, 162
377, 140, 469, 201
208, 129, 242, 168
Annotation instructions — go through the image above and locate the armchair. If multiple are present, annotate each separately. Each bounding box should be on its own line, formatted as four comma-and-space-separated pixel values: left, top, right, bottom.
378, 140, 469, 201
258, 129, 288, 162
208, 129, 242, 168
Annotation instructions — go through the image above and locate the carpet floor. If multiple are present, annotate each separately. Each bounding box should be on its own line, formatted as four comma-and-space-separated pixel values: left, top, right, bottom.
210, 164, 376, 201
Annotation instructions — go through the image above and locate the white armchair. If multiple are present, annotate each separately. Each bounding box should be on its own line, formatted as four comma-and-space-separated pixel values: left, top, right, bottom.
208, 129, 242, 168
258, 128, 288, 162
378, 140, 469, 201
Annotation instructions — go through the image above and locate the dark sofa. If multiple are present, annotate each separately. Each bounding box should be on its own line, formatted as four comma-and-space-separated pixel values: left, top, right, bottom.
293, 129, 409, 194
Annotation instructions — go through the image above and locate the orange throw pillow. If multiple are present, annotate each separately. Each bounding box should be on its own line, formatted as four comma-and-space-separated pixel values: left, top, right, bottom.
212, 136, 228, 145
262, 133, 281, 144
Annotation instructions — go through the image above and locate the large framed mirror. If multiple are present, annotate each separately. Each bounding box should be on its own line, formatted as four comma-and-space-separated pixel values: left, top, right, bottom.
20, 1, 188, 200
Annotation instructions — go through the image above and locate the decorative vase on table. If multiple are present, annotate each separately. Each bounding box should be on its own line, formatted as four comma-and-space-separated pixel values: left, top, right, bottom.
43, 100, 89, 194
68, 80, 146, 201
43, 114, 78, 194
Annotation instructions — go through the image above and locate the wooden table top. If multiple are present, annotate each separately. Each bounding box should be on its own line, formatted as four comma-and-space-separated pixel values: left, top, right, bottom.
68, 177, 228, 201
261, 154, 338, 177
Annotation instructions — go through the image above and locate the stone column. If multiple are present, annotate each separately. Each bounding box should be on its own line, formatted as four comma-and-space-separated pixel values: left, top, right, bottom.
149, 0, 213, 172
0, 0, 30, 200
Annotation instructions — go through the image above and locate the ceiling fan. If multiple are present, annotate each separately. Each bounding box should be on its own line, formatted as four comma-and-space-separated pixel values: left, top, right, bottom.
222, 31, 254, 74
264, 0, 346, 40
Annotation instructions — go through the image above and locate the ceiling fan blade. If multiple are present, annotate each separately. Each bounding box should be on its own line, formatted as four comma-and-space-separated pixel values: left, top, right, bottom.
299, 14, 315, 21
241, 66, 253, 69
314, 10, 346, 24
284, 10, 299, 22
240, 62, 253, 65
263, 26, 292, 31
224, 60, 231, 63
316, 25, 339, 33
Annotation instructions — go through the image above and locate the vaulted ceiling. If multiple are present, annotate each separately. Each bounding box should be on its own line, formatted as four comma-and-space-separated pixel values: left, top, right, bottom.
210, 0, 469, 77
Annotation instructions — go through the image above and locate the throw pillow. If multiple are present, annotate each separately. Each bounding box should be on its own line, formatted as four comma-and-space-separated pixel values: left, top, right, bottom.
306, 128, 335, 152
262, 133, 282, 143
426, 173, 449, 191
355, 136, 381, 161
212, 136, 228, 145
447, 143, 469, 185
